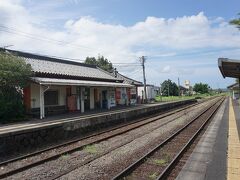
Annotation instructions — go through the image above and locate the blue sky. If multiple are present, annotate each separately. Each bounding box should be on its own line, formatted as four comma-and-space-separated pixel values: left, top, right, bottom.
24, 0, 240, 26
1, 0, 240, 88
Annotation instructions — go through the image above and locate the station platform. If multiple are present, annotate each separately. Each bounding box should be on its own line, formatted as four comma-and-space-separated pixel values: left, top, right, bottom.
177, 97, 240, 180
0, 99, 196, 161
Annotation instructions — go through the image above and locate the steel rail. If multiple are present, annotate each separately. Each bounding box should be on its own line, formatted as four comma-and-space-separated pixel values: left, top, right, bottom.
0, 101, 197, 166
112, 97, 224, 180
156, 97, 225, 180
0, 100, 203, 179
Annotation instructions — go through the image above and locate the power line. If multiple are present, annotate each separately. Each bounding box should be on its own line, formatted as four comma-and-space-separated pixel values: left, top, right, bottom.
0, 24, 95, 51
0, 24, 143, 60
0, 24, 144, 66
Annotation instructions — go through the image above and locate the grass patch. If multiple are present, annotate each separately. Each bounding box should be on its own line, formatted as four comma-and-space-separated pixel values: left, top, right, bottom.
149, 172, 158, 179
61, 154, 69, 159
83, 145, 98, 154
155, 93, 226, 103
155, 96, 194, 102
151, 153, 171, 166
153, 159, 167, 166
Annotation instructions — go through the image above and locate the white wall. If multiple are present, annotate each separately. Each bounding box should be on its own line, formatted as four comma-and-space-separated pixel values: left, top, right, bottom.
137, 86, 157, 100
30, 83, 66, 108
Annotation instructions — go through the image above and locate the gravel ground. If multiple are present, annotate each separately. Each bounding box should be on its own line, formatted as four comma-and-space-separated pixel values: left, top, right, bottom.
4, 98, 217, 180
57, 99, 216, 180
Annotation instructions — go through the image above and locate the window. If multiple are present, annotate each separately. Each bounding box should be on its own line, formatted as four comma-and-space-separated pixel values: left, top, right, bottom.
44, 90, 58, 106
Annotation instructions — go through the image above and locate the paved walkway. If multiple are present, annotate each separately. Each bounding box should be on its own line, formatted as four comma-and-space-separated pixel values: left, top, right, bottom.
176, 97, 228, 180
0, 104, 141, 135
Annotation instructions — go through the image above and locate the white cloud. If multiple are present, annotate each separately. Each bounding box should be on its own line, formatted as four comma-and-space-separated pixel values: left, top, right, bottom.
0, 0, 239, 88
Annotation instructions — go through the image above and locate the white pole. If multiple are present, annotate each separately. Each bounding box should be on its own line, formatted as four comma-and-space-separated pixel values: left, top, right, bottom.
39, 84, 43, 119
81, 87, 85, 113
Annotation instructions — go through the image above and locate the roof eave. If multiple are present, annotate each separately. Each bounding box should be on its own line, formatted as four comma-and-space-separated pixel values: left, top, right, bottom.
218, 58, 226, 78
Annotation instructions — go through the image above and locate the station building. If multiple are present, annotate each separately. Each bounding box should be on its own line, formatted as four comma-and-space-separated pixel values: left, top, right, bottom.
112, 71, 143, 105
2, 49, 134, 119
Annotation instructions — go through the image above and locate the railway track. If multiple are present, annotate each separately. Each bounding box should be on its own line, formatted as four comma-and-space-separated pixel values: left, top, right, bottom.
112, 97, 224, 180
0, 100, 207, 179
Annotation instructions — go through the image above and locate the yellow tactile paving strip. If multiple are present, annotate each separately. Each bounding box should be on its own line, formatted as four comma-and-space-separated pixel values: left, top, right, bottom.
227, 98, 240, 180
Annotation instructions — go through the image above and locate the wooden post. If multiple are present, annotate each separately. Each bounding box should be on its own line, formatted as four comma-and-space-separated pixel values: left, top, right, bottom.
238, 77, 240, 99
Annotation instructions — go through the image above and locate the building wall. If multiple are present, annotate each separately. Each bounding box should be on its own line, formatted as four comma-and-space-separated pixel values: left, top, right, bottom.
30, 83, 40, 108
30, 83, 66, 108
137, 86, 157, 100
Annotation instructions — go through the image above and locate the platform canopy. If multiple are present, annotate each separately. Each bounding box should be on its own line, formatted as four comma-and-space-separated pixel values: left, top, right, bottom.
218, 58, 240, 78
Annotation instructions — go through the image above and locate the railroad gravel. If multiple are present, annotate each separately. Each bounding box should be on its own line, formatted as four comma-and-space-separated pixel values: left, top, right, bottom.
58, 100, 215, 180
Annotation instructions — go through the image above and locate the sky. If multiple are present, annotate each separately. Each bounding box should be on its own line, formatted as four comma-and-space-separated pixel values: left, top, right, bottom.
1, 0, 240, 88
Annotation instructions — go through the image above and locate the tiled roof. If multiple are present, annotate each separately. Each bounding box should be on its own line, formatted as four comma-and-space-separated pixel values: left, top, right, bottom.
23, 57, 117, 80
114, 72, 143, 86
3, 49, 119, 81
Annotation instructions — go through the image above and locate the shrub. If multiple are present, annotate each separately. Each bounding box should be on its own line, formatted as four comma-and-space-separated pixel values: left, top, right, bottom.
0, 52, 32, 123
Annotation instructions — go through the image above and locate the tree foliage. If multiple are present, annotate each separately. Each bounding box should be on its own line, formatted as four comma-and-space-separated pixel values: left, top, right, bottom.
229, 13, 240, 30
193, 83, 210, 94
85, 56, 114, 72
0, 52, 32, 122
161, 79, 179, 96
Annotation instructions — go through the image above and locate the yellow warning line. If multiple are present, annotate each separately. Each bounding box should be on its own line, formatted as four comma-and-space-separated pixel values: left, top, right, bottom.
227, 98, 240, 180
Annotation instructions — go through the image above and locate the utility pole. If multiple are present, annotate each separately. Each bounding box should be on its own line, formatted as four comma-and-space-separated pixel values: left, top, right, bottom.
168, 82, 170, 97
178, 77, 180, 97
160, 83, 162, 102
140, 56, 147, 103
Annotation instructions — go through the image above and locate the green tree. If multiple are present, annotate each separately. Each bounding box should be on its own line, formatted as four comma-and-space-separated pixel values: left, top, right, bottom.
229, 13, 240, 30
85, 56, 114, 72
193, 83, 210, 94
0, 52, 32, 122
161, 79, 179, 96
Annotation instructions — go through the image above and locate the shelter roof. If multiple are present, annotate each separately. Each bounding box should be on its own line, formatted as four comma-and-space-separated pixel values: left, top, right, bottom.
31, 77, 133, 87
218, 58, 240, 78
227, 82, 238, 89
114, 72, 143, 86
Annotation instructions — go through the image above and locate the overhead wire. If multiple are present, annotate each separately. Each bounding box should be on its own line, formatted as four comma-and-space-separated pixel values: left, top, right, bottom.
0, 24, 95, 51
0, 24, 143, 66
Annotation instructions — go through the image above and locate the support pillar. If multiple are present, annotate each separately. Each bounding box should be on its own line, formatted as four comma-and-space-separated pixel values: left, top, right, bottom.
81, 87, 85, 113
39, 84, 45, 119
77, 87, 80, 110
107, 89, 110, 110
238, 77, 240, 99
